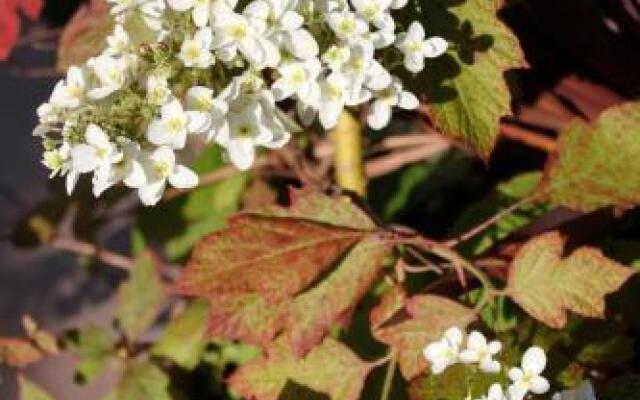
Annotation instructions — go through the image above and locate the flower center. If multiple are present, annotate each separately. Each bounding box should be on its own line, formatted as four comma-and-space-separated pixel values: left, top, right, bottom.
229, 23, 249, 41
166, 116, 185, 133
154, 160, 172, 177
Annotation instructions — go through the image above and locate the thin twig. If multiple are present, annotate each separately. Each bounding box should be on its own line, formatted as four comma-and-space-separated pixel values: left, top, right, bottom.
500, 124, 558, 153
445, 194, 539, 248
365, 142, 450, 178
51, 237, 133, 271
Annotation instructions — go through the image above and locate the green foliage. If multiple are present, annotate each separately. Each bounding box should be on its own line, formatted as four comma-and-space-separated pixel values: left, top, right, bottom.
540, 102, 640, 211
416, 0, 524, 158
103, 361, 173, 400
19, 376, 54, 400
66, 326, 118, 384
506, 232, 635, 328
408, 363, 505, 400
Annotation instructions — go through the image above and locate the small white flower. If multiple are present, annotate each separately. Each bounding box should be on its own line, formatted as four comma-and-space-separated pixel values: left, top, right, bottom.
107, 0, 165, 31
351, 0, 394, 31
185, 86, 229, 141
146, 98, 210, 149
167, 0, 212, 27
366, 77, 418, 130
475, 384, 508, 400
50, 66, 86, 109
179, 27, 216, 68
272, 58, 321, 104
459, 331, 502, 374
42, 142, 71, 178
87, 55, 128, 100
395, 21, 448, 73
104, 25, 130, 56
146, 74, 172, 106
327, 11, 369, 42
423, 326, 463, 375
212, 11, 271, 67
138, 146, 198, 206
508, 346, 551, 400
322, 45, 350, 71
317, 72, 349, 129
92, 140, 147, 196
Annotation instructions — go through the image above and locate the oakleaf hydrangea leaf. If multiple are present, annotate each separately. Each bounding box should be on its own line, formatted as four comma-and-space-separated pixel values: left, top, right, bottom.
229, 338, 371, 400
116, 251, 165, 341
539, 102, 640, 211
506, 232, 635, 328
107, 361, 172, 400
373, 295, 476, 379
418, 0, 525, 158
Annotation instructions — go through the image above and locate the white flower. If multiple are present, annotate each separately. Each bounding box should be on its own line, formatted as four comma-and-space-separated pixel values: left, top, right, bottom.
339, 41, 391, 98
395, 21, 448, 73
42, 142, 71, 178
87, 55, 128, 100
367, 77, 418, 130
167, 0, 212, 27
185, 86, 229, 141
327, 11, 368, 42
272, 58, 321, 104
50, 66, 86, 109
458, 331, 502, 374
212, 10, 273, 67
104, 25, 130, 56
138, 146, 198, 206
69, 124, 122, 195
475, 384, 508, 400
390, 0, 407, 9
322, 45, 350, 71
107, 0, 165, 31
244, 0, 318, 60
179, 27, 216, 68
146, 98, 210, 149
146, 74, 172, 105
92, 140, 147, 196
318, 72, 349, 129
508, 346, 551, 400
351, 0, 394, 31
423, 326, 463, 375
216, 91, 290, 170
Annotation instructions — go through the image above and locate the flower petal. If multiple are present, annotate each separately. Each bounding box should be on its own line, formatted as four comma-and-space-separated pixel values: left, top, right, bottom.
169, 165, 199, 188
522, 346, 547, 375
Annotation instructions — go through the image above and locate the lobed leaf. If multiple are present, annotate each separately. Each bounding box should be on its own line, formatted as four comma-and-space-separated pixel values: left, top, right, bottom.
106, 361, 172, 400
506, 232, 635, 328
539, 102, 640, 211
116, 251, 165, 341
373, 295, 476, 380
418, 0, 525, 158
229, 338, 371, 400
67, 326, 118, 384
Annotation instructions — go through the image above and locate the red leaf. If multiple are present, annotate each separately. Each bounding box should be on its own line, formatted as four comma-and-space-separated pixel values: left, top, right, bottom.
0, 338, 44, 368
17, 0, 44, 21
0, 0, 20, 61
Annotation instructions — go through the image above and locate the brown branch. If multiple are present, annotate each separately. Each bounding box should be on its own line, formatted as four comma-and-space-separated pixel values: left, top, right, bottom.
500, 124, 558, 153
51, 237, 133, 271
364, 140, 450, 178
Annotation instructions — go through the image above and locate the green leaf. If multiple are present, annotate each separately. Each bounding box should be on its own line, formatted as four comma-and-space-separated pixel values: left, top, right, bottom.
603, 374, 640, 400
451, 171, 548, 256
0, 338, 43, 368
108, 361, 172, 400
540, 102, 640, 211
67, 326, 118, 384
408, 363, 505, 400
285, 238, 391, 355
417, 0, 524, 158
19, 376, 54, 400
116, 251, 165, 341
506, 232, 635, 328
175, 215, 371, 303
229, 338, 371, 400
152, 300, 209, 370
373, 295, 476, 380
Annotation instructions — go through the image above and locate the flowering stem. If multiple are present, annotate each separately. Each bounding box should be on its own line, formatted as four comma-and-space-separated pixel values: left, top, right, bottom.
330, 111, 366, 196
380, 352, 397, 400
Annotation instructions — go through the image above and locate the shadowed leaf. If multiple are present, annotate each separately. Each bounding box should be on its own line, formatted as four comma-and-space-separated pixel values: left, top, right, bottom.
19, 376, 54, 400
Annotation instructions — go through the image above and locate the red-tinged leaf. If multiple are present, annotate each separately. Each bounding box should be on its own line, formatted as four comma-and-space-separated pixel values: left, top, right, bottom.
285, 238, 392, 355
229, 338, 371, 400
17, 0, 43, 21
370, 285, 407, 330
176, 215, 367, 303
0, 338, 43, 368
251, 188, 376, 230
0, 0, 20, 61
506, 232, 635, 328
208, 293, 288, 347
374, 295, 476, 380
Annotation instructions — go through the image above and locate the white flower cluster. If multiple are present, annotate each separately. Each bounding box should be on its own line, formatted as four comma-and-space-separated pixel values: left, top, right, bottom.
34, 0, 447, 205
423, 327, 551, 400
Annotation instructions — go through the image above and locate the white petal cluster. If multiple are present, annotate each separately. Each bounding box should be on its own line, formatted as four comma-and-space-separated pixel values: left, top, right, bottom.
423, 328, 551, 400
35, 0, 447, 205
